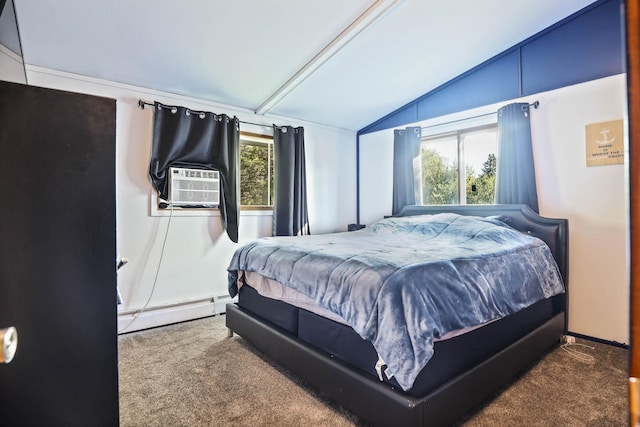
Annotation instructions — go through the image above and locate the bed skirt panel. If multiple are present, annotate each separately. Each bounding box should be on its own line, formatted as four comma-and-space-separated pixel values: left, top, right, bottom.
297, 296, 555, 397
226, 303, 564, 427
237, 283, 299, 334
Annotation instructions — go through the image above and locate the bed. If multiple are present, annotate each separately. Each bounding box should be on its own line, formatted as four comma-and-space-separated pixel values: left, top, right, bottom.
225, 204, 568, 426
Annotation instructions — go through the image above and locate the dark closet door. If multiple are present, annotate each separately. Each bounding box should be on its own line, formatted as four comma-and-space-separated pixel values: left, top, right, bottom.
0, 81, 118, 426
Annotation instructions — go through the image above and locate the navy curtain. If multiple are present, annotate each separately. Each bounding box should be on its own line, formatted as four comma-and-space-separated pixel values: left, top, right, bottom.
495, 102, 539, 213
392, 126, 422, 215
272, 125, 309, 236
148, 102, 241, 242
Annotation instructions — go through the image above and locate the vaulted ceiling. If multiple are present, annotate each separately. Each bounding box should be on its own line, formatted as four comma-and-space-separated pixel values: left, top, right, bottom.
11, 0, 597, 130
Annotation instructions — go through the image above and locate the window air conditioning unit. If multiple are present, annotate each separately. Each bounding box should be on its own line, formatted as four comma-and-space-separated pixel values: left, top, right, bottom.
168, 167, 220, 207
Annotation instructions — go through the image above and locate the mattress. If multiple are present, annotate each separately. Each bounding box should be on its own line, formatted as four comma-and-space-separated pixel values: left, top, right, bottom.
237, 282, 555, 397
238, 270, 491, 340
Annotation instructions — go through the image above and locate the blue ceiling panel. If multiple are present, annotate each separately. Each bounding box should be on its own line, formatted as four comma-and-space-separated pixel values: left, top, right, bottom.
358, 103, 418, 135
416, 51, 520, 122
360, 0, 623, 135
521, 0, 623, 95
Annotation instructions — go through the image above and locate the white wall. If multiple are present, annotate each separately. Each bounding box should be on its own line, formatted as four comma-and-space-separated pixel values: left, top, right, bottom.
0, 44, 26, 84
359, 74, 628, 344
25, 66, 357, 333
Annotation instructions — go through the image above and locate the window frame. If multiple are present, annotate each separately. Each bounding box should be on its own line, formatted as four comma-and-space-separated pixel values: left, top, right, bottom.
239, 131, 274, 211
420, 122, 498, 206
149, 130, 276, 217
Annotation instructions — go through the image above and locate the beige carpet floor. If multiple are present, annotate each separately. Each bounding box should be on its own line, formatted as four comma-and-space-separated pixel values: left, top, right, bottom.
118, 315, 628, 426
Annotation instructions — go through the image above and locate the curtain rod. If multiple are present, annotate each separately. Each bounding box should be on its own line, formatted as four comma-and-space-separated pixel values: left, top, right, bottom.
415, 100, 539, 132
137, 100, 276, 129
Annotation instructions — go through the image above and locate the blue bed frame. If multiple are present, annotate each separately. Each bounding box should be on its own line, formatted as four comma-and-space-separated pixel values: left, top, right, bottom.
226, 204, 568, 426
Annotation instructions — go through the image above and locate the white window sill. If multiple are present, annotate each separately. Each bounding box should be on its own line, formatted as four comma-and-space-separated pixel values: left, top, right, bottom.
149, 193, 272, 217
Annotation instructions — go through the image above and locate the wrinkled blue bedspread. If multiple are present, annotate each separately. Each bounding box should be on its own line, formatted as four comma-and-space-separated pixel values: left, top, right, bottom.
227, 213, 565, 391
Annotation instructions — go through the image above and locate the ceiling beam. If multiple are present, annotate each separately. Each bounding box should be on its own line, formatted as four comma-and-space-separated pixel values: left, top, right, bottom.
254, 0, 403, 116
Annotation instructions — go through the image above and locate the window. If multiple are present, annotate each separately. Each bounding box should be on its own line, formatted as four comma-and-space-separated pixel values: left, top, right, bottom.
421, 124, 497, 205
150, 131, 275, 217
240, 132, 274, 208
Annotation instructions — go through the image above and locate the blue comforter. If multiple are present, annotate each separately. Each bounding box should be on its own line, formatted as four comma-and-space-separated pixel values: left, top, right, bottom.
227, 213, 564, 391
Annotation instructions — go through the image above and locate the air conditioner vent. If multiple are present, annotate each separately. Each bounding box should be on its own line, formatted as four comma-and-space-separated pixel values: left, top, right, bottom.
168, 167, 220, 207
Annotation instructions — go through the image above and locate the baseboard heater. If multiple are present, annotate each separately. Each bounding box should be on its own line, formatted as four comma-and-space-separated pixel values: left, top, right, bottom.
117, 295, 236, 334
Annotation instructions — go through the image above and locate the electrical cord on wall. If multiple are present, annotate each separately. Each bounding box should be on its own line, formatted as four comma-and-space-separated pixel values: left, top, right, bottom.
118, 203, 174, 334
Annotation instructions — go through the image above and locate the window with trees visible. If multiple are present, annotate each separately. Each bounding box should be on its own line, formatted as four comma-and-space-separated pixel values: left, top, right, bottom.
240, 132, 274, 208
421, 124, 497, 205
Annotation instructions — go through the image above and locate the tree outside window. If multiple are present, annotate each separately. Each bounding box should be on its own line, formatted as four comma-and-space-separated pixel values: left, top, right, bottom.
421, 125, 497, 205
239, 132, 274, 208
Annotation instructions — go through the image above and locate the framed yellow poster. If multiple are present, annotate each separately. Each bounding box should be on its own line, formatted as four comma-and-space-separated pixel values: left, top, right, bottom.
585, 119, 624, 166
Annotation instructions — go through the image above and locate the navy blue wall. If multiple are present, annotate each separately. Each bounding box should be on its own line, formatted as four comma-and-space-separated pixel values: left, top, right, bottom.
359, 0, 624, 135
